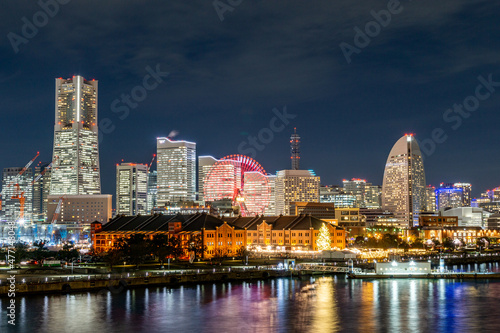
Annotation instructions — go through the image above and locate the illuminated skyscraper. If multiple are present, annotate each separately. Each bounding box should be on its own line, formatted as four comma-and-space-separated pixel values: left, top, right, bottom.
275, 170, 320, 215
343, 178, 366, 206
116, 163, 148, 215
264, 175, 276, 216
436, 187, 463, 211
33, 162, 52, 222
290, 128, 300, 170
1, 167, 33, 223
425, 185, 436, 212
50, 76, 100, 195
453, 183, 472, 206
198, 155, 218, 201
382, 134, 426, 227
243, 171, 271, 216
157, 137, 196, 205
146, 170, 157, 213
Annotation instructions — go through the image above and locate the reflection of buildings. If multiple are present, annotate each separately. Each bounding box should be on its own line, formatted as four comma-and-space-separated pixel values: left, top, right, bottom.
382, 134, 426, 227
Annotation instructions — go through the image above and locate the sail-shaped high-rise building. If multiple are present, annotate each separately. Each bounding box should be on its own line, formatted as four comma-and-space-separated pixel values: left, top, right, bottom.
382, 134, 426, 227
50, 76, 101, 195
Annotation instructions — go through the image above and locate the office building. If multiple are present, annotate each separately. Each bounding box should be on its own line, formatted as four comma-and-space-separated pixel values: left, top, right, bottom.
243, 171, 272, 216
157, 137, 196, 205
343, 178, 366, 206
198, 155, 218, 201
453, 183, 472, 206
382, 134, 426, 227
441, 207, 484, 227
342, 178, 382, 208
146, 170, 157, 213
275, 170, 320, 215
50, 76, 100, 195
116, 163, 148, 216
46, 194, 112, 224
1, 167, 33, 223
425, 185, 436, 212
264, 175, 276, 216
365, 184, 382, 208
436, 187, 463, 211
32, 162, 52, 222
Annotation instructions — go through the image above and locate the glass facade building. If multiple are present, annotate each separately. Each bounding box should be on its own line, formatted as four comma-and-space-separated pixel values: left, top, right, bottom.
50, 76, 100, 195
157, 137, 196, 205
197, 155, 218, 202
1, 167, 33, 223
275, 170, 320, 215
382, 134, 426, 227
33, 162, 52, 222
436, 187, 463, 211
146, 170, 157, 213
116, 163, 148, 216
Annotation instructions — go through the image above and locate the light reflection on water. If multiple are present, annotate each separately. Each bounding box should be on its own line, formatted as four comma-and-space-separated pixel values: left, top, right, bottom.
2, 276, 500, 333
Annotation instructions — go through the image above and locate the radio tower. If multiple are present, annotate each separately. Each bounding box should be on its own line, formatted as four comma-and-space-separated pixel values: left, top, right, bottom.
290, 128, 300, 170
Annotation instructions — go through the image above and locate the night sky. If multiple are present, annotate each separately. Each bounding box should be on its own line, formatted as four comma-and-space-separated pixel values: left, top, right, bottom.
1, 0, 499, 198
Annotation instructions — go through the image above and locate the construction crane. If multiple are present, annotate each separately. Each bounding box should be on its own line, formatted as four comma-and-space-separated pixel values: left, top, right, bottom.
0, 151, 39, 213
51, 196, 65, 224
11, 156, 58, 221
148, 153, 156, 172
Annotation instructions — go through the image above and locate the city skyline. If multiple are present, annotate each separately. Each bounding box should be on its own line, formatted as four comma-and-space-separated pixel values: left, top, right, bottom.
1, 94, 499, 201
1, 1, 499, 200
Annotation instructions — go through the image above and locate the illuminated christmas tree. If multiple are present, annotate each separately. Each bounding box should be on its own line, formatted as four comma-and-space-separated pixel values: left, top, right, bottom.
316, 223, 332, 251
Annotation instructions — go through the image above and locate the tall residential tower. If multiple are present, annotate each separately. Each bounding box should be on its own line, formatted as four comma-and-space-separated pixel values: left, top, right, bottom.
50, 76, 100, 195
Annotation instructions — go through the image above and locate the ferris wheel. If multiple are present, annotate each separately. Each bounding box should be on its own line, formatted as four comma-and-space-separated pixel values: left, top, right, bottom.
204, 154, 270, 216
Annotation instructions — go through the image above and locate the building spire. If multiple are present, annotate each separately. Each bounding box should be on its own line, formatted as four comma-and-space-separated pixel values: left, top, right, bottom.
290, 127, 300, 170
